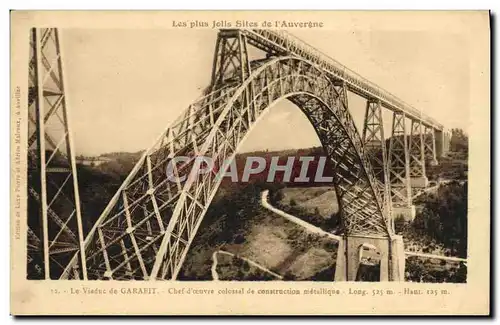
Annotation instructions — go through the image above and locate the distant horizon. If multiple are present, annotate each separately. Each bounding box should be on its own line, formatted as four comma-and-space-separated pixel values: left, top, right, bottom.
76, 145, 326, 158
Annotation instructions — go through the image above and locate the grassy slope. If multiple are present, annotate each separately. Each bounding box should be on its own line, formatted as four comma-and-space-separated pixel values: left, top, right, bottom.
281, 186, 338, 219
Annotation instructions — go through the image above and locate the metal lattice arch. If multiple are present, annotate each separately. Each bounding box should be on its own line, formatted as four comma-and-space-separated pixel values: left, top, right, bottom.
63, 55, 392, 280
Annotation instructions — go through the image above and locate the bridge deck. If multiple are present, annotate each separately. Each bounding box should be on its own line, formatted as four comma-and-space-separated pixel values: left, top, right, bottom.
235, 29, 443, 130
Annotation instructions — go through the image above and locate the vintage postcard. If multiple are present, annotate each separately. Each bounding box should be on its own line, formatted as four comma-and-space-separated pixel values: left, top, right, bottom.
10, 11, 490, 315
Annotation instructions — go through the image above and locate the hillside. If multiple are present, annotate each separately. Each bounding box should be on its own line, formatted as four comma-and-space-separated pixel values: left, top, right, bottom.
70, 133, 467, 283
178, 183, 339, 281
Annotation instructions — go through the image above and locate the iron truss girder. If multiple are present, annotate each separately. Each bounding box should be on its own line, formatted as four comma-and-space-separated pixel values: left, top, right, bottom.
240, 29, 442, 129
388, 111, 412, 207
64, 56, 390, 280
423, 126, 437, 162
408, 120, 426, 177
362, 99, 391, 211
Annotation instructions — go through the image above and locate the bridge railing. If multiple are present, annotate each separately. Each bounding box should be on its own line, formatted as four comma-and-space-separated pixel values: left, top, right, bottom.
245, 29, 443, 130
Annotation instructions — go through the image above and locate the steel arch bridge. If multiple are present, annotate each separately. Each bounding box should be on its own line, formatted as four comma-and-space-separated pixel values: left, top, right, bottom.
28, 28, 450, 281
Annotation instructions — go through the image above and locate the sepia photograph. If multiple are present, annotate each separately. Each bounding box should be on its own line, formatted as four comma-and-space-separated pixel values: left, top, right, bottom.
26, 26, 469, 283
11, 10, 490, 315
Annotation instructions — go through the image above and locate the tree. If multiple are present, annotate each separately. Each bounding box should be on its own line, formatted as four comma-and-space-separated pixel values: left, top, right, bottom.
455, 262, 467, 283
283, 271, 296, 281
394, 216, 406, 233
232, 255, 243, 268
450, 128, 468, 154
242, 261, 250, 272
233, 233, 245, 244
324, 212, 340, 232
412, 181, 468, 258
270, 188, 284, 205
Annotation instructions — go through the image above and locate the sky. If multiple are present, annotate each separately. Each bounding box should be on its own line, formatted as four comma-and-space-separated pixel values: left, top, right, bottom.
60, 28, 470, 156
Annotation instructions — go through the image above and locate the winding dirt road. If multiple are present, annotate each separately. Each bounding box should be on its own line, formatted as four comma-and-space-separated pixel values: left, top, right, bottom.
260, 190, 342, 242
261, 189, 467, 264
211, 249, 283, 281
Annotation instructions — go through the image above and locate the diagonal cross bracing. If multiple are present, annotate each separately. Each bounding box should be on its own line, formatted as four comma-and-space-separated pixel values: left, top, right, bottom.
27, 28, 87, 280
63, 54, 390, 280
388, 112, 412, 207
55, 29, 448, 281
